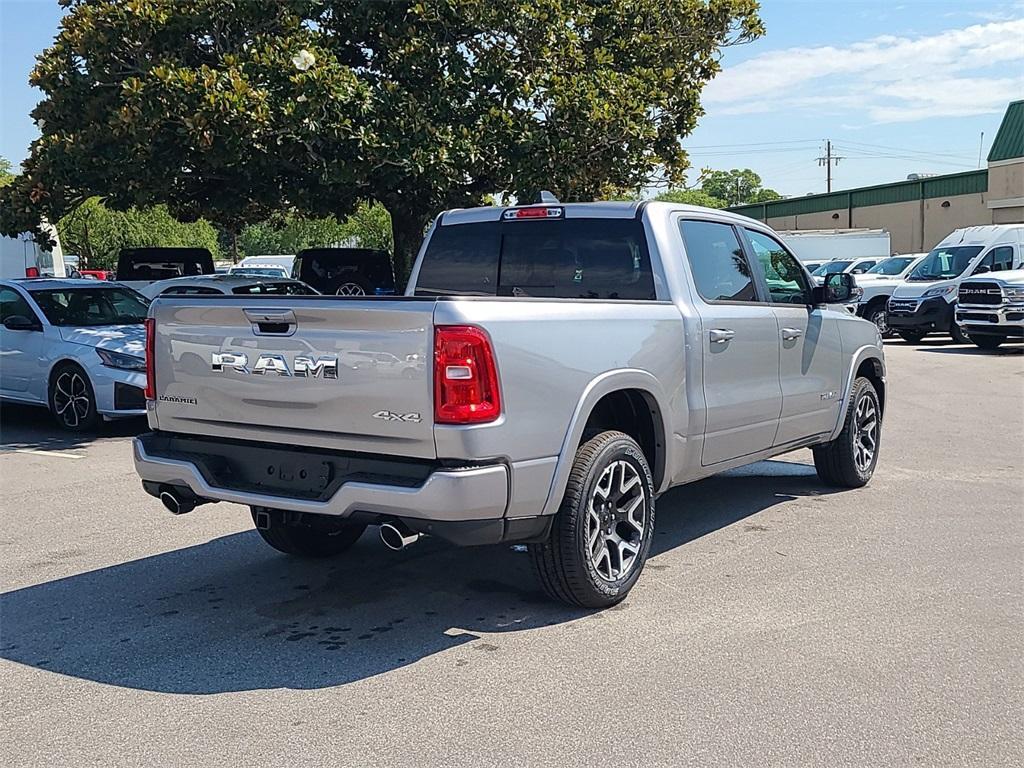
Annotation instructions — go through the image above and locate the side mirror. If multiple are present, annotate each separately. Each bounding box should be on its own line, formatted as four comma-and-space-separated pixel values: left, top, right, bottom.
974, 265, 991, 274
3, 314, 41, 331
812, 272, 856, 304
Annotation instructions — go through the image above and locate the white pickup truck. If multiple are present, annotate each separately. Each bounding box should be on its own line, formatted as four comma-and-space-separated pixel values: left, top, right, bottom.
956, 269, 1024, 350
133, 201, 886, 607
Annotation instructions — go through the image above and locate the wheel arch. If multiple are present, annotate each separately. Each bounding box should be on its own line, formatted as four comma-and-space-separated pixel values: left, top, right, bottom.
541, 370, 671, 516
829, 347, 886, 440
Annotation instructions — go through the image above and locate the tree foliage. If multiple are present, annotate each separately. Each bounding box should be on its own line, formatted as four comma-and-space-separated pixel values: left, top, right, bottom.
701, 168, 780, 206
57, 198, 220, 270
1, 0, 763, 279
238, 203, 392, 258
0, 157, 14, 188
654, 188, 726, 208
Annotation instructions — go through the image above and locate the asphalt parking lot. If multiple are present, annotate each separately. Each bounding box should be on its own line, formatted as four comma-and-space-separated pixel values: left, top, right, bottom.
1, 339, 1021, 767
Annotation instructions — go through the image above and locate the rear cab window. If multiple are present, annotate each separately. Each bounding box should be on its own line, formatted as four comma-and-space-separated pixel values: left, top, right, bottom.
414, 215, 656, 300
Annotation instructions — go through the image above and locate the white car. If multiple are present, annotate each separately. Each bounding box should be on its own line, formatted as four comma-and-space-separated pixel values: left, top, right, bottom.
227, 265, 290, 279
139, 273, 318, 299
854, 254, 927, 334
809, 257, 883, 286
0, 279, 149, 430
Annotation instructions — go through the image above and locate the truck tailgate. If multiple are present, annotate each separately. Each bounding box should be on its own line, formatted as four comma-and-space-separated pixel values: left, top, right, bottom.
150, 297, 437, 458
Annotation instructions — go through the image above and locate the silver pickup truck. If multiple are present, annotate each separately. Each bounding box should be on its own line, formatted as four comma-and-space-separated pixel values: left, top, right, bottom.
134, 201, 886, 607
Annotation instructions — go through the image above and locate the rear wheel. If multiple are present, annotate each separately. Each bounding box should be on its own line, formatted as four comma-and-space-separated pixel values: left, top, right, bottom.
866, 304, 889, 336
972, 334, 1005, 350
812, 377, 881, 488
250, 508, 367, 557
898, 330, 926, 344
48, 363, 100, 432
529, 431, 655, 608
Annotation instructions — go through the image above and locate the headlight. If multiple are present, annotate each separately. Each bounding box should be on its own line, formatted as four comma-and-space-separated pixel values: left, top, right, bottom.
1005, 287, 1024, 303
923, 285, 956, 298
95, 348, 146, 370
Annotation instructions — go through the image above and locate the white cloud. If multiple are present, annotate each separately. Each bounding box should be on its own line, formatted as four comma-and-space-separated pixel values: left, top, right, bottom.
704, 19, 1024, 123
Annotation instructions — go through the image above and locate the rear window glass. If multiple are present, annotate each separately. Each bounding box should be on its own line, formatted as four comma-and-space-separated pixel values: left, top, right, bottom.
231, 281, 317, 295
415, 218, 656, 300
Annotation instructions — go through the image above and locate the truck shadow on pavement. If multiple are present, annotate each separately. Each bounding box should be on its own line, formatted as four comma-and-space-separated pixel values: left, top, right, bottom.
0, 459, 837, 694
0, 403, 146, 452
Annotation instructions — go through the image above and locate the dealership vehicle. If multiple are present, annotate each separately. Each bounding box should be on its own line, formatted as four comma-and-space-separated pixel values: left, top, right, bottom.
79, 269, 114, 281
854, 254, 927, 334
955, 268, 1024, 350
888, 226, 1024, 343
0, 225, 67, 280
134, 201, 885, 608
292, 247, 396, 295
809, 257, 883, 286
231, 254, 295, 278
0, 279, 149, 430
140, 274, 317, 299
778, 229, 890, 266
115, 247, 216, 291
228, 265, 290, 279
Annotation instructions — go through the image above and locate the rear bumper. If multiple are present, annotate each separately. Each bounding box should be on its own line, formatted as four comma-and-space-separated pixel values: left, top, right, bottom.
133, 435, 509, 523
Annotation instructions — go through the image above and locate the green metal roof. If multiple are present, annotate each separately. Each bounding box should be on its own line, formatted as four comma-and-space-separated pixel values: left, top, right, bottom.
987, 100, 1024, 163
728, 170, 989, 220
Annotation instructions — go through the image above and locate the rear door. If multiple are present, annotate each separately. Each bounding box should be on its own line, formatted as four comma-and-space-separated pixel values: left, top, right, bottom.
742, 228, 844, 445
677, 219, 782, 466
151, 297, 438, 458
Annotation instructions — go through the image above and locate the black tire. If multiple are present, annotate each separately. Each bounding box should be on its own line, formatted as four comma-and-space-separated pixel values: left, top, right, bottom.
898, 331, 926, 344
250, 508, 366, 557
529, 431, 655, 608
48, 362, 100, 432
865, 304, 890, 336
972, 334, 1005, 350
949, 322, 969, 344
812, 377, 881, 488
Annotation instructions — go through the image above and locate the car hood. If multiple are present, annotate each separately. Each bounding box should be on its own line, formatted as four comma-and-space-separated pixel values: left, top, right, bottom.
891, 281, 954, 299
857, 275, 903, 287
58, 324, 146, 355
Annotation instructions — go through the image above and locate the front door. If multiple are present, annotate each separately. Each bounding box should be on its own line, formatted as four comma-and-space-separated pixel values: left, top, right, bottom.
742, 229, 844, 445
677, 219, 783, 466
0, 285, 45, 397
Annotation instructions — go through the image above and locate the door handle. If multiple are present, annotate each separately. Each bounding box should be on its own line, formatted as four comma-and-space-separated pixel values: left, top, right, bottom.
780, 327, 803, 340
709, 329, 735, 344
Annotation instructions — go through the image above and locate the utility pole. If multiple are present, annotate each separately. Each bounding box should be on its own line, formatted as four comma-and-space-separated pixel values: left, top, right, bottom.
817, 140, 843, 193
977, 131, 985, 168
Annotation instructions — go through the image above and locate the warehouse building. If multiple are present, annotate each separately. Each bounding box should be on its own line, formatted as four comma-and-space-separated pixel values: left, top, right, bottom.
731, 100, 1023, 253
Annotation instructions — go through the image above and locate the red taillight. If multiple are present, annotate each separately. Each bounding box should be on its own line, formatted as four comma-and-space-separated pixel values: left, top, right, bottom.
144, 318, 156, 400
434, 325, 501, 424
25, 266, 40, 278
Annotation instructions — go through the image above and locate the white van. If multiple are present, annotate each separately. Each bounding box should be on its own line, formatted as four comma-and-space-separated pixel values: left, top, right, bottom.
229, 254, 295, 278
887, 225, 1024, 343
0, 224, 67, 280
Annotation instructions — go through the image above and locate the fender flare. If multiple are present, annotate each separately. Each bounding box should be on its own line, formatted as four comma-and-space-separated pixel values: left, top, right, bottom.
540, 369, 672, 516
829, 345, 886, 441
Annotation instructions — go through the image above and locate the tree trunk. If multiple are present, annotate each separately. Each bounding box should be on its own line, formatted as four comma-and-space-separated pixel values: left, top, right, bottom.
390, 207, 429, 290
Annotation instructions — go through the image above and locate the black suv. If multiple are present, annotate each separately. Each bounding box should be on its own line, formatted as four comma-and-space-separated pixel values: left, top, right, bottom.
292, 248, 396, 296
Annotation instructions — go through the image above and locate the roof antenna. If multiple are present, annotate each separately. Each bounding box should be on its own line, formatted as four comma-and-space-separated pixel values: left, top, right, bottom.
536, 190, 559, 204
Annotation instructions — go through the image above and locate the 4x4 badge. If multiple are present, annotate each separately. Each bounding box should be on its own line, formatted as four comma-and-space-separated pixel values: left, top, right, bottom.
372, 410, 422, 423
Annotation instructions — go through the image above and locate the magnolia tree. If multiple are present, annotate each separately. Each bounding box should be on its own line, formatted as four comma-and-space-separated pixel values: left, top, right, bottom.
1, 0, 763, 279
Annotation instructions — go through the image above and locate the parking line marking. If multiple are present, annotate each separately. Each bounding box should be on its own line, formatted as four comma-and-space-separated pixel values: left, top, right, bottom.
3, 448, 86, 460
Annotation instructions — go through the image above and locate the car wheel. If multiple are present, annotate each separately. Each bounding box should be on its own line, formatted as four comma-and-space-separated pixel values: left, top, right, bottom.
866, 305, 889, 336
48, 363, 100, 432
972, 334, 1005, 350
950, 322, 969, 344
812, 377, 881, 488
335, 281, 369, 296
529, 430, 655, 608
250, 508, 367, 557
898, 331, 926, 344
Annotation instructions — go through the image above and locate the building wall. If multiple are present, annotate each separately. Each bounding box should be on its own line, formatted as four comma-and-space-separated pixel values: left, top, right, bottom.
850, 201, 923, 253
987, 160, 1023, 203
923, 193, 991, 250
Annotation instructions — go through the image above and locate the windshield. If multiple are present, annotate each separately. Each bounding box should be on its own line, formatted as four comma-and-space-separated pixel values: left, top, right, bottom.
29, 287, 150, 326
867, 257, 914, 275
230, 267, 288, 277
907, 246, 983, 281
811, 261, 852, 276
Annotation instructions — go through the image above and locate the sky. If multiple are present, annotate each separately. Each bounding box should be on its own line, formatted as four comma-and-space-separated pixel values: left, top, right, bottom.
1, 0, 1023, 198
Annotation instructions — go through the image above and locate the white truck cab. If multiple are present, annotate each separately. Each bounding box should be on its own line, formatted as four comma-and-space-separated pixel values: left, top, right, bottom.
956, 268, 1024, 350
887, 226, 1024, 343
854, 254, 927, 334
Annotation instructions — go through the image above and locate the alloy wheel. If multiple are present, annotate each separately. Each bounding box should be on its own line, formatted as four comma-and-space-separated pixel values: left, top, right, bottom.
869, 308, 888, 336
853, 395, 878, 473
586, 460, 648, 582
53, 371, 92, 428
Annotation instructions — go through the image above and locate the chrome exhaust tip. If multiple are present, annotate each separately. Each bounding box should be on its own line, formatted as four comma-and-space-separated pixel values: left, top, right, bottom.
159, 489, 196, 515
379, 520, 421, 551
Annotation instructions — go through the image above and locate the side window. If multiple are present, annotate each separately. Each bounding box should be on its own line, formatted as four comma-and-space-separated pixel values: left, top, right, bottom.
972, 252, 994, 275
744, 229, 812, 304
1, 287, 38, 323
161, 286, 220, 296
678, 220, 756, 303
989, 246, 1014, 273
